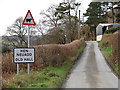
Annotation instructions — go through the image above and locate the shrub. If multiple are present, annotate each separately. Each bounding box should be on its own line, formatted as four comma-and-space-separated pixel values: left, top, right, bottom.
2, 45, 11, 53
80, 25, 91, 40
100, 34, 112, 48
105, 27, 118, 34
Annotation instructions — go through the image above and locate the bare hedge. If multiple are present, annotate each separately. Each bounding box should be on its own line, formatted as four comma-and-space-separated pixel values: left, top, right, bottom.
2, 39, 85, 75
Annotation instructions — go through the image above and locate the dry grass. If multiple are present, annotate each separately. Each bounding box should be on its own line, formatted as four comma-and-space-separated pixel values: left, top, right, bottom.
2, 39, 85, 78
101, 34, 112, 48
111, 31, 120, 67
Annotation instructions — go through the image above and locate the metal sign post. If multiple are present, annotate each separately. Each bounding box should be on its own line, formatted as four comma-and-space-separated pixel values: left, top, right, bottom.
28, 25, 30, 75
14, 10, 36, 75
78, 10, 80, 39
22, 10, 36, 75
17, 63, 19, 75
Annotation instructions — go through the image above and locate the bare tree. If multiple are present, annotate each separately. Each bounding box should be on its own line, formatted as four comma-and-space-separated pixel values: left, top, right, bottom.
40, 5, 59, 31
38, 5, 66, 44
36, 20, 45, 36
4, 17, 27, 47
4, 17, 37, 47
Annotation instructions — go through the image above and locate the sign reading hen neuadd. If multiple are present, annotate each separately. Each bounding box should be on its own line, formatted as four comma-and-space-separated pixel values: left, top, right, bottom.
14, 48, 35, 63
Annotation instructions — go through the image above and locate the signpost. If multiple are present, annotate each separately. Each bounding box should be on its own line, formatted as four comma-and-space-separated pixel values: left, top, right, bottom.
14, 10, 36, 75
14, 48, 35, 63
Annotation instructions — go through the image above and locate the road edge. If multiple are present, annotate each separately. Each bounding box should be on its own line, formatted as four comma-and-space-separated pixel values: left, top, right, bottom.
98, 44, 119, 78
60, 43, 87, 88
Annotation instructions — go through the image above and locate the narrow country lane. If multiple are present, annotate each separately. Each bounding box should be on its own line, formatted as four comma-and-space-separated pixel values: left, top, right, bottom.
62, 41, 118, 88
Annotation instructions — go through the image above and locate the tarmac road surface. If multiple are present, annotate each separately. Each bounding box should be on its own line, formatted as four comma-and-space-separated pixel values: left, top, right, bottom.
62, 41, 118, 88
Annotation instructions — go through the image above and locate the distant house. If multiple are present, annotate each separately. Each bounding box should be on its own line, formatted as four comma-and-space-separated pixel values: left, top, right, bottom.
96, 23, 120, 41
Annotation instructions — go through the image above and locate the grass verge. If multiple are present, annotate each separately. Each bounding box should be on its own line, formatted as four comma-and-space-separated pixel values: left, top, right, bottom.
99, 35, 119, 76
99, 40, 112, 60
3, 43, 86, 88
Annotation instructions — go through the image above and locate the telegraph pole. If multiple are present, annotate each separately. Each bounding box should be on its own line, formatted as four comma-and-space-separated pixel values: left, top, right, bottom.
83, 16, 84, 24
78, 10, 81, 39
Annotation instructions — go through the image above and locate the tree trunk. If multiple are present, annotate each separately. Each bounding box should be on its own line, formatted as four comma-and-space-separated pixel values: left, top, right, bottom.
111, 3, 114, 23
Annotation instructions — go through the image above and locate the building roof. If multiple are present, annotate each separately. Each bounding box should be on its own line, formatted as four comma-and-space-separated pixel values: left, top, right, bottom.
114, 3, 120, 9
98, 23, 120, 26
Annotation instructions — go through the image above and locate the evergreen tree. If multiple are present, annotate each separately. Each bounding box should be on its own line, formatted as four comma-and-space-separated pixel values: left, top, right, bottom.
116, 13, 120, 23
83, 2, 106, 38
103, 2, 120, 23
55, 0, 81, 42
84, 2, 105, 28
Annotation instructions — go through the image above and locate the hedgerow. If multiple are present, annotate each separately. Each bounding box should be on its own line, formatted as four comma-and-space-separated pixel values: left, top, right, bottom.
2, 39, 85, 77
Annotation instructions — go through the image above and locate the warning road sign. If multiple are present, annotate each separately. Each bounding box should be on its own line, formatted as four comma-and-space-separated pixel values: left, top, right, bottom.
22, 10, 36, 26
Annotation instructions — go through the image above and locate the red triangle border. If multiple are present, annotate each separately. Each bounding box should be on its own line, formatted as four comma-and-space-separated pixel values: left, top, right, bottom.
22, 10, 36, 26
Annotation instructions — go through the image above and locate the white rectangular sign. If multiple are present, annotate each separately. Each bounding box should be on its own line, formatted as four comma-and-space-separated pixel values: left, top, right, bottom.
14, 48, 35, 63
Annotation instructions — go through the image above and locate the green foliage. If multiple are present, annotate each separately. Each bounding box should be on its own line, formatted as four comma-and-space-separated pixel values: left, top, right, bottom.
99, 40, 112, 56
105, 28, 118, 34
84, 2, 105, 27
2, 45, 11, 53
115, 61, 119, 75
55, 1, 80, 20
58, 29, 64, 32
116, 13, 120, 23
83, 2, 106, 39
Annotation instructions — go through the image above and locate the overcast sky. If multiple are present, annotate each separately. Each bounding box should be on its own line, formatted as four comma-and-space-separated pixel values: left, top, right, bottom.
0, 0, 92, 36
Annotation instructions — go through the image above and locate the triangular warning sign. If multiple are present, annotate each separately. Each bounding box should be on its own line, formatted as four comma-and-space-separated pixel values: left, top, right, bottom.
22, 10, 36, 26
